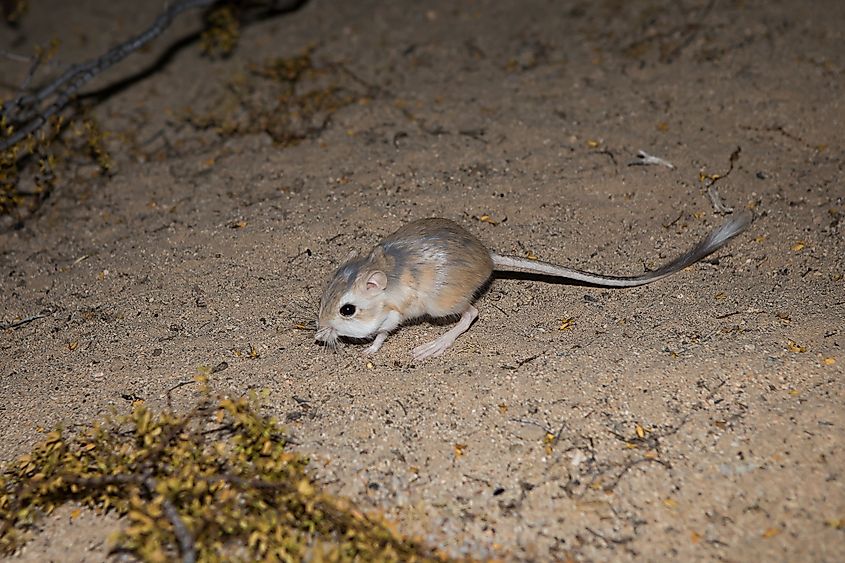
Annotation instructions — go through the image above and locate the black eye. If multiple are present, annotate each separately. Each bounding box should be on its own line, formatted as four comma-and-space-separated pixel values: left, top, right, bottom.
339, 304, 356, 317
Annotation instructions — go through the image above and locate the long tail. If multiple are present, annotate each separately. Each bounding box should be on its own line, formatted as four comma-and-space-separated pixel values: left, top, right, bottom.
491, 212, 751, 287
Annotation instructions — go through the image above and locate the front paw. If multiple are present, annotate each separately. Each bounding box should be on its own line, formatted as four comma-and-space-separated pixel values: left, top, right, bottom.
362, 344, 381, 356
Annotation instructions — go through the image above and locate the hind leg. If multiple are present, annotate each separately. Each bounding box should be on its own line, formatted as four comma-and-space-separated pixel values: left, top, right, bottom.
412, 305, 478, 361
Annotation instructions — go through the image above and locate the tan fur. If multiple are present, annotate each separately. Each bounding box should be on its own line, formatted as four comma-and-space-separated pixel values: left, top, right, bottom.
380, 218, 493, 317
317, 218, 493, 341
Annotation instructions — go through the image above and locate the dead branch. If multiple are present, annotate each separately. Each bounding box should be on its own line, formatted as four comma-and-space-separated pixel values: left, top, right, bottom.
0, 0, 219, 152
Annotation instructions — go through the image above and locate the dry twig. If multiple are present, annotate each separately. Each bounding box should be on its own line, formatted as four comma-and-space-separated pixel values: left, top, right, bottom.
701, 146, 741, 213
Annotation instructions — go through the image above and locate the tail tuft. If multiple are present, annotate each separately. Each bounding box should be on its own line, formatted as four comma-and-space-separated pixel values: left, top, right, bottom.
491, 212, 751, 287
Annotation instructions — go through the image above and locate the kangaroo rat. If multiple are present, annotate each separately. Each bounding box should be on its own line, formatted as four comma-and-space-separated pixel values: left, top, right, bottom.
316, 213, 750, 360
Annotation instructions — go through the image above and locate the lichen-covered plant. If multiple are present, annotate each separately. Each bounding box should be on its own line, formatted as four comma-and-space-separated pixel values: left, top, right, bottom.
0, 385, 449, 562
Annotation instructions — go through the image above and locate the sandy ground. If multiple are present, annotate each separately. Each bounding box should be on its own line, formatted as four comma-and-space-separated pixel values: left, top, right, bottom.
1, 0, 843, 560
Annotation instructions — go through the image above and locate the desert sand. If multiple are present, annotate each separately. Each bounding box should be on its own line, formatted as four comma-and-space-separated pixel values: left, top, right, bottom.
1, 0, 843, 560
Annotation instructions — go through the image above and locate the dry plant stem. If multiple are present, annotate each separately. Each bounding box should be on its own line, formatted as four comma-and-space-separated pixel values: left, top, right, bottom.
61, 475, 197, 563
703, 146, 741, 214
144, 478, 197, 563
0, 0, 220, 152
55, 471, 376, 563
708, 184, 734, 213
0, 309, 52, 329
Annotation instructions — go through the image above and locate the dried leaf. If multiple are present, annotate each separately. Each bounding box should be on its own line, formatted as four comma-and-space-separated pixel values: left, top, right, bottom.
543, 432, 556, 455
762, 527, 781, 538
786, 340, 806, 353
635, 424, 646, 439
559, 317, 576, 331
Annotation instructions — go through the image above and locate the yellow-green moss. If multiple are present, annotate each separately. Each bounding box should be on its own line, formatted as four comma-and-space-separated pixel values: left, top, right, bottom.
0, 385, 450, 562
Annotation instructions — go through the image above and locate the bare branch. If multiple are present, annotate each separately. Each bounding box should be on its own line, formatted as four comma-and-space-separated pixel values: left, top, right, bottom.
0, 0, 219, 152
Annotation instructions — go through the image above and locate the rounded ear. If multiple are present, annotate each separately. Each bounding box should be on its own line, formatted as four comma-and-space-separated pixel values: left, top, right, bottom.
366, 270, 387, 292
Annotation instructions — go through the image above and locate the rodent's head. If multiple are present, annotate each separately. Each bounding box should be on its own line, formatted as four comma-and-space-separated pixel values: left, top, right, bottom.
316, 249, 393, 346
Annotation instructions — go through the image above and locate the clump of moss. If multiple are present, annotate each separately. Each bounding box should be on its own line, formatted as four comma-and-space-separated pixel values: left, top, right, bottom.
201, 5, 240, 58
0, 112, 112, 225
0, 385, 449, 562
0, 116, 58, 221
1, 36, 113, 224
182, 50, 373, 146
2, 0, 28, 23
